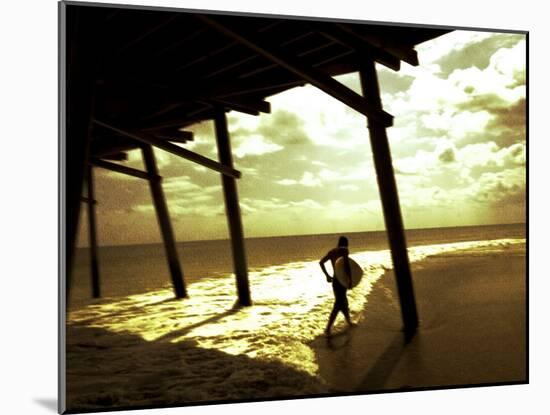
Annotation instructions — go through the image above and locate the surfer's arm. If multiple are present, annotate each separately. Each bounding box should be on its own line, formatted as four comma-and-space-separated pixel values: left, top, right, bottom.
319, 255, 333, 282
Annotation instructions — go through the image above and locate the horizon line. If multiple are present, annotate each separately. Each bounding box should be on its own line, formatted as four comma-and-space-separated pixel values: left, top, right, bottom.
76, 222, 526, 249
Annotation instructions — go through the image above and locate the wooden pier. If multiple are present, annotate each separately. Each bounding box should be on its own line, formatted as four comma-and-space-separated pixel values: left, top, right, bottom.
62, 1, 450, 331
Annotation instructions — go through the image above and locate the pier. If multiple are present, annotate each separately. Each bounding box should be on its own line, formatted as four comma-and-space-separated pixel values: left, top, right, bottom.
62, 1, 450, 333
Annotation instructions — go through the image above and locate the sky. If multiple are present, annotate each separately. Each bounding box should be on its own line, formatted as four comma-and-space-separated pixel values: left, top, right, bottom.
77, 29, 526, 246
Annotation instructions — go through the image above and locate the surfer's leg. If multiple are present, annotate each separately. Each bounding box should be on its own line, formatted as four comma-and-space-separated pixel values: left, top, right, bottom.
325, 302, 339, 336
341, 293, 355, 326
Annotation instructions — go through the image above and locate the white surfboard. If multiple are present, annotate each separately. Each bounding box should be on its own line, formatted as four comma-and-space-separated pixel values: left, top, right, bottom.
334, 257, 363, 289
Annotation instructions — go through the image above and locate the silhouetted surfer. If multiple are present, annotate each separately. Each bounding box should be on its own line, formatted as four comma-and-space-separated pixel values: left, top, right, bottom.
320, 236, 355, 336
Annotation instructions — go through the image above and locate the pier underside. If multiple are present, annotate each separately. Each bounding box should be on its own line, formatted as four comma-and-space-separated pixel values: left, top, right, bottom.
62, 2, 450, 333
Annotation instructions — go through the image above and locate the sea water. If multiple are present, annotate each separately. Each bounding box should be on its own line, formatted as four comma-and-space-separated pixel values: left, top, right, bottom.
70, 223, 525, 308
68, 224, 526, 378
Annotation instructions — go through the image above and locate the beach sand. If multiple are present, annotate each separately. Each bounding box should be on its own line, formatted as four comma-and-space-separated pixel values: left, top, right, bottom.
314, 245, 526, 392
65, 242, 526, 411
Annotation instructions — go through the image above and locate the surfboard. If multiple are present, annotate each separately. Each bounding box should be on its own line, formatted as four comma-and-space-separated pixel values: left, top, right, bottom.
334, 257, 363, 289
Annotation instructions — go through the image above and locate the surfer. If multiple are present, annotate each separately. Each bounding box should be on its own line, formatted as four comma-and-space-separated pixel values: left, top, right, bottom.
319, 236, 355, 336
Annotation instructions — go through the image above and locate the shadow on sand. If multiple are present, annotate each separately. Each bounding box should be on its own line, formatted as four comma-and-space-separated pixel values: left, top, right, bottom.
356, 332, 409, 390
65, 324, 329, 413
311, 269, 410, 393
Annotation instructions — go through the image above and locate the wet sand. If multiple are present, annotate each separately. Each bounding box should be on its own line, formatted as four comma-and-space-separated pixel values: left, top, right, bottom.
313, 245, 527, 392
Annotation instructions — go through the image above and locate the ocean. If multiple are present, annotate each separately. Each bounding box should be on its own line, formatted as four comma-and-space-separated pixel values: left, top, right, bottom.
70, 223, 525, 308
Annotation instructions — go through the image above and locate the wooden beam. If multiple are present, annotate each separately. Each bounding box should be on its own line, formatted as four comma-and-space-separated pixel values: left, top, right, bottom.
139, 108, 217, 132
89, 135, 138, 159
209, 97, 271, 115
196, 98, 261, 117
335, 24, 419, 67
86, 166, 101, 299
140, 93, 270, 126
64, 5, 100, 300
314, 24, 401, 71
116, 14, 179, 54
359, 59, 418, 336
236, 37, 338, 80
80, 196, 97, 204
198, 15, 393, 127
90, 158, 151, 180
142, 144, 187, 299
101, 152, 128, 161
211, 98, 271, 114
171, 130, 194, 141
214, 107, 251, 306
160, 134, 192, 144
93, 119, 242, 179
153, 129, 194, 143
99, 75, 302, 131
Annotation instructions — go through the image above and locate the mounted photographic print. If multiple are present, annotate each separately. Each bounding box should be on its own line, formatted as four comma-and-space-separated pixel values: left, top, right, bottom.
59, 1, 527, 413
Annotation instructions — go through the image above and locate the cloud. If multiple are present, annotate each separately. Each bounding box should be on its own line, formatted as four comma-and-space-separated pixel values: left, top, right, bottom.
384, 36, 525, 151
233, 134, 284, 158
421, 109, 493, 140
414, 30, 497, 68
377, 68, 415, 95
276, 171, 322, 187
438, 146, 456, 163
468, 167, 525, 205
456, 141, 525, 170
169, 203, 225, 219
241, 197, 324, 212
340, 184, 360, 192
434, 33, 524, 78
225, 110, 313, 159
266, 84, 367, 149
162, 176, 203, 193
119, 174, 227, 222
257, 110, 310, 146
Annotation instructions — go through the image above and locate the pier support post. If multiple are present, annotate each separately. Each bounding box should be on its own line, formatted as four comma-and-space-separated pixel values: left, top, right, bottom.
142, 144, 187, 299
214, 108, 252, 306
86, 166, 101, 298
359, 59, 419, 335
64, 7, 98, 300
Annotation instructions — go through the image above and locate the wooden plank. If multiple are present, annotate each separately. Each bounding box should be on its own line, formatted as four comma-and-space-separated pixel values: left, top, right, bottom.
335, 24, 419, 66
90, 158, 151, 180
97, 74, 299, 131
116, 14, 179, 54
94, 119, 242, 179
198, 15, 393, 127
89, 140, 138, 159
206, 30, 318, 81
315, 24, 401, 71
153, 129, 194, 143
142, 144, 187, 299
236, 38, 340, 80
101, 152, 128, 161
171, 129, 194, 141
359, 59, 418, 336
198, 97, 271, 116
214, 107, 252, 306
139, 108, 217, 132
86, 166, 101, 298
